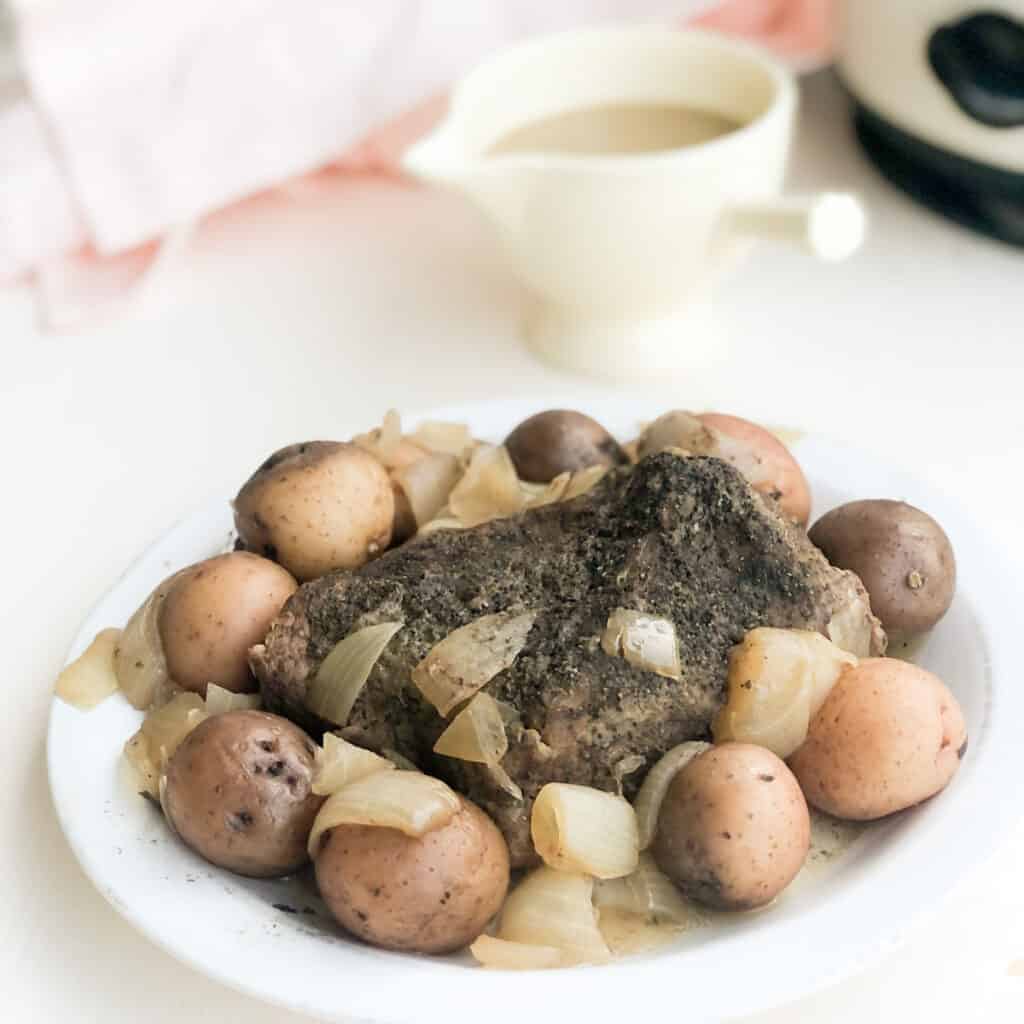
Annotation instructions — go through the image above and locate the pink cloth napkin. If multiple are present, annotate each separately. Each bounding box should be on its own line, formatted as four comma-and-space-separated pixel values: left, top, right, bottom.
3, 0, 832, 327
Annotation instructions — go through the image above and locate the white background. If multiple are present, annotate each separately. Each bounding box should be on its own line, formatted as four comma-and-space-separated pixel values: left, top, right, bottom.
3, 72, 1024, 1021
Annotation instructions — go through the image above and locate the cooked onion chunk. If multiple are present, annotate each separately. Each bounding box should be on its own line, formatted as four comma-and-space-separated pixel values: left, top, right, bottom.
306, 622, 403, 725
410, 420, 474, 459
596, 910, 686, 957
449, 445, 525, 527
521, 472, 571, 509
412, 610, 536, 716
826, 597, 873, 658
499, 867, 610, 965
594, 853, 704, 927
352, 408, 403, 466
469, 934, 563, 970
203, 683, 261, 716
531, 783, 639, 879
123, 692, 208, 797
434, 692, 507, 763
313, 733, 394, 796
633, 741, 711, 850
392, 453, 462, 529
712, 627, 857, 758
434, 693, 523, 800
307, 770, 460, 858
115, 575, 182, 709
563, 464, 608, 501
602, 609, 681, 680
55, 628, 121, 710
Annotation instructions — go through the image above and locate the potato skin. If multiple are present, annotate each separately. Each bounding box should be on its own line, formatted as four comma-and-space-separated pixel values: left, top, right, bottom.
315, 797, 510, 954
159, 552, 297, 695
808, 500, 955, 635
504, 410, 625, 484
788, 659, 967, 820
652, 743, 810, 910
163, 711, 323, 878
698, 413, 811, 526
234, 441, 394, 581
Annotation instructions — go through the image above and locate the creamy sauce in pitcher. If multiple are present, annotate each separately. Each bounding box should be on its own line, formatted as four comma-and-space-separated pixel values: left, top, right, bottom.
488, 103, 741, 156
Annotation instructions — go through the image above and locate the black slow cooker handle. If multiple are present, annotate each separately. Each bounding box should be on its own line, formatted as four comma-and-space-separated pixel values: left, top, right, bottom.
927, 11, 1024, 128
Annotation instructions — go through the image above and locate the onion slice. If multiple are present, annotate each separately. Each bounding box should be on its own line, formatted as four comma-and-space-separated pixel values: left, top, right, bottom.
434, 693, 524, 800
412, 610, 536, 716
55, 628, 121, 710
392, 453, 462, 528
563, 464, 608, 501
204, 683, 261, 716
123, 692, 208, 797
531, 783, 639, 879
306, 622, 403, 725
307, 770, 460, 858
313, 733, 394, 796
411, 420, 474, 460
115, 573, 183, 709
416, 515, 465, 537
602, 609, 681, 680
499, 867, 611, 965
522, 472, 571, 510
594, 854, 706, 955
158, 774, 177, 833
826, 596, 873, 658
633, 741, 710, 850
596, 910, 685, 957
469, 934, 563, 970
595, 853, 704, 927
712, 627, 857, 758
352, 408, 403, 465
628, 854, 698, 925
449, 445, 525, 527
434, 692, 508, 763
123, 734, 161, 798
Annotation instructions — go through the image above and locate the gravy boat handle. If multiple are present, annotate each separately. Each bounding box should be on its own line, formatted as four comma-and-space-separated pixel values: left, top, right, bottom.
723, 192, 867, 261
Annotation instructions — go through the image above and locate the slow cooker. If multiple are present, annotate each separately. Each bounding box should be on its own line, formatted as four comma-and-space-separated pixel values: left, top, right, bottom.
838, 2, 1024, 246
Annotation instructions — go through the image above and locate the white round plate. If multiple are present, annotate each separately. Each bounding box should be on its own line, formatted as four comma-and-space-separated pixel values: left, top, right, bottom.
49, 396, 1019, 1024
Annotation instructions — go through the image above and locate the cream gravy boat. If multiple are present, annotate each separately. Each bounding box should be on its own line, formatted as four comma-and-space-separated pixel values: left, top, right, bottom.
403, 27, 865, 377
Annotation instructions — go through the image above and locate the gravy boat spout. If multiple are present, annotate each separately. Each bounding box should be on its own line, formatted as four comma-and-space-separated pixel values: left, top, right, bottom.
402, 127, 531, 235
401, 132, 471, 188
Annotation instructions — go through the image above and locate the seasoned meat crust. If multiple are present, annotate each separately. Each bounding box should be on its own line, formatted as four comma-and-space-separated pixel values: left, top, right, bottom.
251, 453, 884, 865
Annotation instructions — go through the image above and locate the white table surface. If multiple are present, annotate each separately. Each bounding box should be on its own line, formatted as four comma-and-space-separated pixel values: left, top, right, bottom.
3, 71, 1023, 1022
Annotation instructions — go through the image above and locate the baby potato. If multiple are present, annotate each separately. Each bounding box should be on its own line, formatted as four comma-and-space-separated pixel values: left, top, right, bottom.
698, 413, 811, 525
234, 441, 394, 581
505, 409, 626, 484
163, 710, 323, 878
637, 411, 810, 524
652, 743, 809, 911
315, 796, 510, 954
788, 658, 967, 820
808, 500, 955, 636
159, 551, 297, 695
